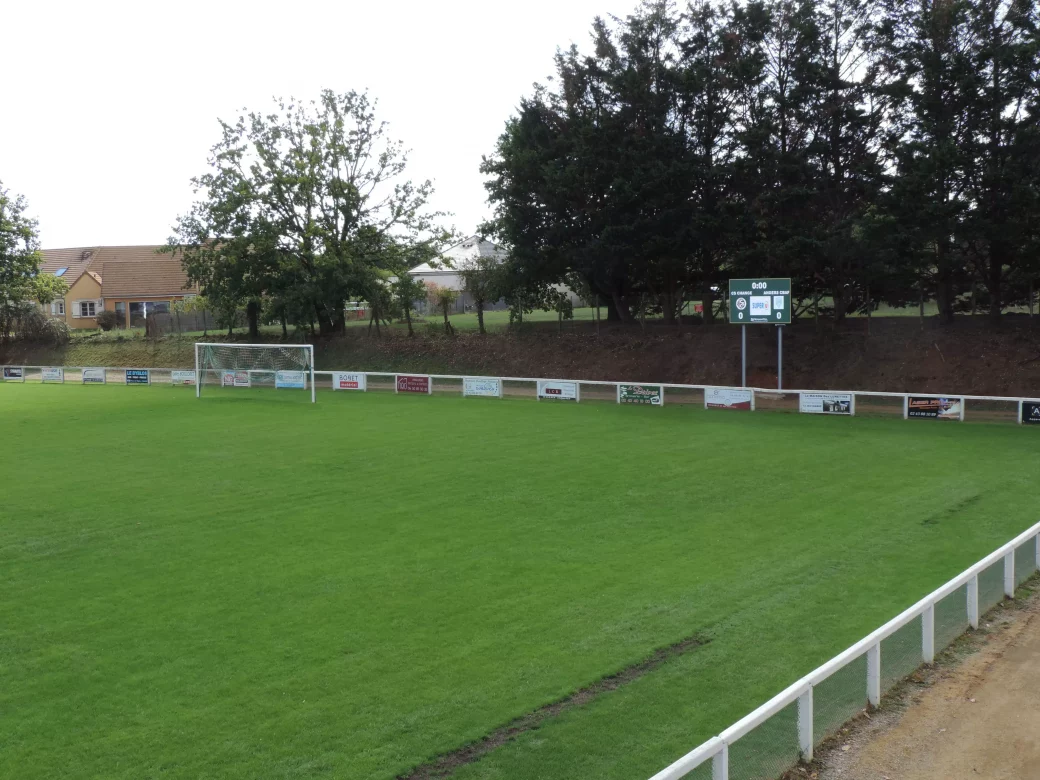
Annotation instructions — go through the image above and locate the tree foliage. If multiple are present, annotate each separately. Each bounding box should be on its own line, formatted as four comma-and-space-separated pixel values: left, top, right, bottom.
170, 90, 450, 338
0, 181, 66, 344
482, 0, 1040, 323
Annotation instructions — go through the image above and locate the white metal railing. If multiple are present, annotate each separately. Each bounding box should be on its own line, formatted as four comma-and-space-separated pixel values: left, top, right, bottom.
3, 365, 1037, 423
648, 521, 1040, 780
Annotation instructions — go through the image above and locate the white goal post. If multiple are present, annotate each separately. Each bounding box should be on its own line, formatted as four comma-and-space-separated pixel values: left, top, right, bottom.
194, 343, 316, 403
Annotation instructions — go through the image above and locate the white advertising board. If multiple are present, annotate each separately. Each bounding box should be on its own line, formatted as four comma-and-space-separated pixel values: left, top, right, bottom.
800, 392, 853, 415
41, 367, 64, 383
463, 377, 502, 397
705, 388, 753, 410
537, 380, 579, 401
171, 370, 197, 386
82, 368, 106, 384
222, 371, 251, 388
275, 370, 307, 389
332, 372, 366, 391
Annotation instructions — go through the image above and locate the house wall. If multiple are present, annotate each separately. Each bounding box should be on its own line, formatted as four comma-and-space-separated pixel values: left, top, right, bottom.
104, 296, 187, 328
65, 275, 103, 329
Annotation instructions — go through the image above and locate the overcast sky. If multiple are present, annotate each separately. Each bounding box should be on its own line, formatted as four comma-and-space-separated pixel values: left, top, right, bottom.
1, 0, 643, 250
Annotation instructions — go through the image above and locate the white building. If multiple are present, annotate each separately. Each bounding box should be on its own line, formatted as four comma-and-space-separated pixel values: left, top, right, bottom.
408, 235, 508, 291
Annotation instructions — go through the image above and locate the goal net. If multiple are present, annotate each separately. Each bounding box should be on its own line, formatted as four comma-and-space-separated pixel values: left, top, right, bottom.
194, 343, 316, 403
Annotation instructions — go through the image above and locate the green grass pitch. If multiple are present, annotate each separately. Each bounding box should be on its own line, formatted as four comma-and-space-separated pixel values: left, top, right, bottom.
1, 383, 1036, 779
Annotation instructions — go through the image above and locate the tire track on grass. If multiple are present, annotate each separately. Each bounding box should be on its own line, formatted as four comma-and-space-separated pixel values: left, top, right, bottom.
398, 633, 709, 779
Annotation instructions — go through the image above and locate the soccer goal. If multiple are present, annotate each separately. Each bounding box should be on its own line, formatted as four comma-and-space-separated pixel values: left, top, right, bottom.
194, 343, 316, 403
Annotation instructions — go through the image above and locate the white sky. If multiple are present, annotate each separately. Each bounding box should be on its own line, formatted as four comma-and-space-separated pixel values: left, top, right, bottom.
1, 0, 642, 250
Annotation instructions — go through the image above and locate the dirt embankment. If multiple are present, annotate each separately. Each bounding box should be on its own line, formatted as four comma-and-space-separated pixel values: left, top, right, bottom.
3, 317, 1039, 396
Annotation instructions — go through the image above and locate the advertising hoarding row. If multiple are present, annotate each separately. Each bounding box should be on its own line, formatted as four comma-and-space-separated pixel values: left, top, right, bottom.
396, 375, 431, 394
705, 388, 753, 410
275, 371, 307, 390
907, 396, 963, 420
125, 369, 150, 385
799, 392, 853, 415
222, 371, 251, 388
1023, 402, 1040, 425
537, 380, 578, 401
618, 384, 663, 405
332, 372, 366, 391
463, 378, 502, 397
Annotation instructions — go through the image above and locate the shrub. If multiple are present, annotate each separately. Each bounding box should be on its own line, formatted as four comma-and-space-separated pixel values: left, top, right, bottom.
95, 310, 122, 331
13, 305, 71, 345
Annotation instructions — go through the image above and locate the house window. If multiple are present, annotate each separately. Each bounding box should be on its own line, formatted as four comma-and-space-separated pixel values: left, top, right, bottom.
75, 301, 97, 318
50, 300, 65, 316
54, 267, 68, 277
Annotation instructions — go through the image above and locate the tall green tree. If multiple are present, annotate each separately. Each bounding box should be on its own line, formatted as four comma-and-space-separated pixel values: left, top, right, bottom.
172, 90, 447, 337
0, 182, 65, 345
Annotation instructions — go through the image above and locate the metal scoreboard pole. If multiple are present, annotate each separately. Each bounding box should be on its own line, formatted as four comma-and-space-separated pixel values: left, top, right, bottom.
777, 325, 783, 390
740, 326, 748, 391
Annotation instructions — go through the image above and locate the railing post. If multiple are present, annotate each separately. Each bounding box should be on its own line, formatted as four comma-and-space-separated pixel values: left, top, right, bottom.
867, 643, 881, 708
922, 602, 935, 664
968, 575, 979, 629
1036, 533, 1040, 573
712, 742, 728, 780
797, 687, 814, 762
1005, 551, 1016, 598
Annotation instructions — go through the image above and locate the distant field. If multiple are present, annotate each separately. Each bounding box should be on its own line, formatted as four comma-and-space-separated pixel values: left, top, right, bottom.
1, 385, 1037, 779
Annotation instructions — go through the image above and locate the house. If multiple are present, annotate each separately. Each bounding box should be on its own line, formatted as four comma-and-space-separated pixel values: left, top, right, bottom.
39, 245, 199, 329
408, 236, 508, 289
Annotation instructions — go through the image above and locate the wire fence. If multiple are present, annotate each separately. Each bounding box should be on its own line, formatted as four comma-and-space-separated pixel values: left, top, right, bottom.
3, 364, 1039, 426
648, 523, 1040, 780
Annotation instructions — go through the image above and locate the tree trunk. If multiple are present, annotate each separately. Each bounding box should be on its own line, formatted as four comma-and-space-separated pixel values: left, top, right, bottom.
660, 290, 675, 326
227, 321, 233, 338
606, 293, 629, 323
813, 288, 820, 332
638, 295, 646, 332
1030, 280, 1035, 318
281, 312, 288, 338
595, 296, 601, 335
970, 282, 977, 317
833, 286, 847, 324
558, 308, 563, 333
404, 304, 414, 337
865, 282, 872, 336
203, 309, 208, 337
701, 283, 714, 324
988, 241, 1007, 323
246, 300, 260, 341
919, 287, 925, 328
476, 299, 485, 335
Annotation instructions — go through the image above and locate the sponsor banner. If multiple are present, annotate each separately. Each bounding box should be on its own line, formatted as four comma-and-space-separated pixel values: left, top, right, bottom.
396, 375, 431, 394
82, 368, 106, 384
800, 392, 853, 415
1021, 401, 1040, 425
275, 370, 307, 390
41, 367, 65, 383
705, 387, 753, 411
619, 384, 663, 405
537, 380, 578, 401
908, 396, 962, 420
171, 370, 196, 386
125, 369, 150, 385
463, 377, 502, 398
222, 370, 251, 388
2, 366, 25, 382
332, 372, 366, 391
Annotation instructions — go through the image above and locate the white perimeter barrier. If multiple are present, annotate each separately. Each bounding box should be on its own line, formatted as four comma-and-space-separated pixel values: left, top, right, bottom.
648, 521, 1040, 780
3, 365, 1038, 425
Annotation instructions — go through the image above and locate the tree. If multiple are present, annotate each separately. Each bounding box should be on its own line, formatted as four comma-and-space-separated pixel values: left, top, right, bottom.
425, 283, 459, 335
172, 90, 447, 337
459, 255, 504, 334
0, 181, 65, 345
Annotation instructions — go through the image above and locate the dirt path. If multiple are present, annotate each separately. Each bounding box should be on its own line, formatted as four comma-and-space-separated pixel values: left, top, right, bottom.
816, 591, 1040, 780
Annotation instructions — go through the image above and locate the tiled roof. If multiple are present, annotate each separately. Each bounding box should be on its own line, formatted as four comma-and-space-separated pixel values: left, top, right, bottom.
99, 259, 197, 298
40, 244, 198, 299
39, 247, 100, 285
